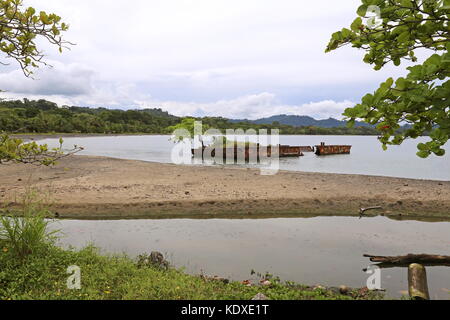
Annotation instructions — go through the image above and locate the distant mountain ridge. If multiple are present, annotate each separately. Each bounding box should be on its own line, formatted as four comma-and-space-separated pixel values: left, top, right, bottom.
231, 114, 373, 128
1, 98, 380, 135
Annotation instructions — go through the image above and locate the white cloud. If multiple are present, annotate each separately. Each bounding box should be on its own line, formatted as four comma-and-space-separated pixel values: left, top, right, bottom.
1, 89, 351, 120
0, 61, 94, 96
1, 0, 410, 119
138, 93, 353, 120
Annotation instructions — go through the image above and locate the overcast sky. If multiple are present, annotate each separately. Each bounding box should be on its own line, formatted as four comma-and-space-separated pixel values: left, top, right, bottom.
0, 0, 409, 120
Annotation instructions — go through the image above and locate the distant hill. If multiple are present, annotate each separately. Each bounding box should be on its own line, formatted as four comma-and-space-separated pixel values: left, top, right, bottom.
231, 115, 372, 128
0, 98, 383, 135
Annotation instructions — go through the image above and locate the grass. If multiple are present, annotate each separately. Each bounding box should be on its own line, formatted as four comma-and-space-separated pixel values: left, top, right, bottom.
0, 243, 385, 300
0, 189, 57, 259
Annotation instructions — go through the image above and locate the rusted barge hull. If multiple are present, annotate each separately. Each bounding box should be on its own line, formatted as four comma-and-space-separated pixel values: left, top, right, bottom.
298, 146, 314, 153
315, 142, 352, 156
279, 145, 304, 157
192, 144, 305, 160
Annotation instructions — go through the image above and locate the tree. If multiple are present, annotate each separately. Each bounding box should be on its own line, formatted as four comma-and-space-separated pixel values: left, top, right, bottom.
326, 0, 449, 157
168, 118, 212, 146
0, 0, 70, 77
0, 134, 81, 165
0, 0, 77, 165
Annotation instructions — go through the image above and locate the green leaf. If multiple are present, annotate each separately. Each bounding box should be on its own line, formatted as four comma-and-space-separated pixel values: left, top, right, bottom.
417, 143, 428, 151
401, 0, 413, 8
395, 78, 408, 91
331, 32, 341, 40
357, 5, 368, 17
397, 31, 410, 42
417, 150, 430, 158
385, 77, 394, 87
351, 17, 363, 31
426, 54, 441, 67
341, 28, 352, 38
361, 94, 374, 105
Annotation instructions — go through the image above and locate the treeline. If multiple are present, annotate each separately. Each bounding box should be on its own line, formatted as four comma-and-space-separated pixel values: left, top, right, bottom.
199, 117, 380, 135
0, 99, 381, 135
0, 99, 179, 134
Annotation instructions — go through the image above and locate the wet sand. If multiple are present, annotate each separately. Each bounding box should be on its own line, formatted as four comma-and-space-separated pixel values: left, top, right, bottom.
0, 155, 449, 219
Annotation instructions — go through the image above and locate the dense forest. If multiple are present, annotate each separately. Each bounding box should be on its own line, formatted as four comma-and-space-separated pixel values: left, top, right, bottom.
0, 99, 381, 135
0, 99, 179, 134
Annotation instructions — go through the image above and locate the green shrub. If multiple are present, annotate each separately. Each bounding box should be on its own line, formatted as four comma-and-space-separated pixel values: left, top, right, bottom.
0, 188, 58, 259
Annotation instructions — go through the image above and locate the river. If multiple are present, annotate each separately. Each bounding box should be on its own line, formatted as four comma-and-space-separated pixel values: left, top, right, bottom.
53, 216, 450, 300
39, 135, 450, 299
40, 135, 450, 181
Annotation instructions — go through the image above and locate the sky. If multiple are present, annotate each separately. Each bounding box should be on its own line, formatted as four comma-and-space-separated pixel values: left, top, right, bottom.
0, 0, 410, 120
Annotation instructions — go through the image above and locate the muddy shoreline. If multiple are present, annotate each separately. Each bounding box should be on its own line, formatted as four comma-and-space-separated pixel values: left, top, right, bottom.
1, 155, 449, 219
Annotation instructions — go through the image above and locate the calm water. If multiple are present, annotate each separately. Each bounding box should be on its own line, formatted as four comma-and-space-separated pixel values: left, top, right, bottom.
40, 135, 450, 181
40, 135, 449, 299
53, 216, 450, 300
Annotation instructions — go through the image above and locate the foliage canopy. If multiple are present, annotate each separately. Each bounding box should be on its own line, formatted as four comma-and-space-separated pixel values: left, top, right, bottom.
0, 0, 70, 77
326, 0, 449, 157
0, 1, 75, 165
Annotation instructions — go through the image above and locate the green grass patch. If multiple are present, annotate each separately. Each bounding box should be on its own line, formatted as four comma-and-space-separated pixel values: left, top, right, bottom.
0, 243, 386, 300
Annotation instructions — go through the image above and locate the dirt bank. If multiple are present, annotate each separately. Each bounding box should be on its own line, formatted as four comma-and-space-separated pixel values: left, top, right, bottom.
1, 155, 449, 219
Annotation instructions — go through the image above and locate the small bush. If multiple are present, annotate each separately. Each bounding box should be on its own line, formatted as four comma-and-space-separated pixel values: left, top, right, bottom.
0, 188, 58, 259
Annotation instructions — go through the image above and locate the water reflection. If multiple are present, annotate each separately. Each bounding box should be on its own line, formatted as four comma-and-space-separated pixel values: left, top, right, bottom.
53, 216, 450, 299
40, 135, 450, 181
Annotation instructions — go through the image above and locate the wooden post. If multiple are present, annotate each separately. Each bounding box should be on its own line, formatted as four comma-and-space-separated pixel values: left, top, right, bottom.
408, 263, 430, 300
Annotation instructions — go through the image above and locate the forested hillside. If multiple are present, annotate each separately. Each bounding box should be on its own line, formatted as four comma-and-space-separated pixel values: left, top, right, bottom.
0, 99, 179, 134
0, 99, 381, 135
